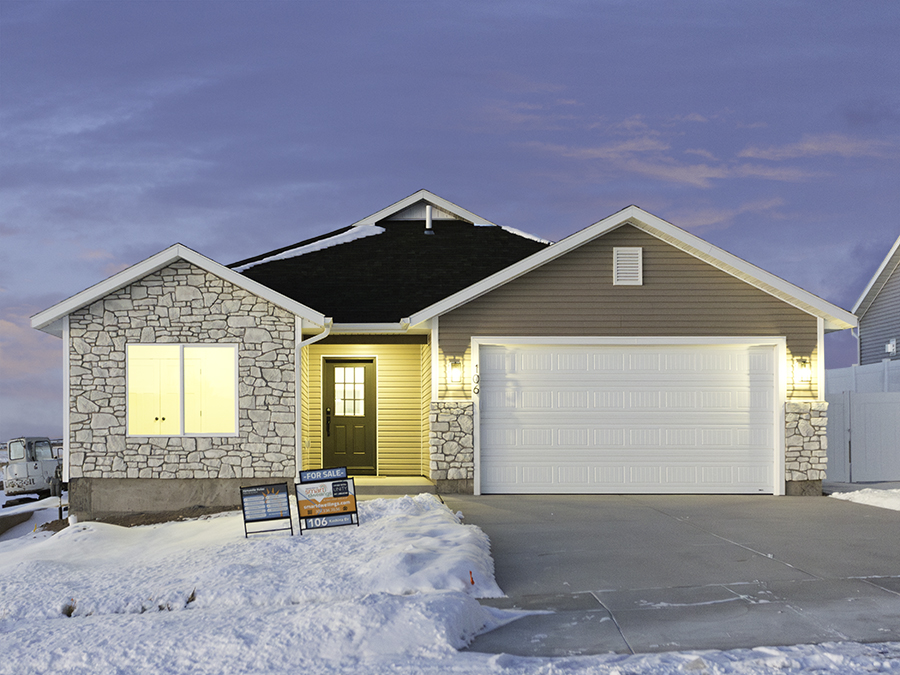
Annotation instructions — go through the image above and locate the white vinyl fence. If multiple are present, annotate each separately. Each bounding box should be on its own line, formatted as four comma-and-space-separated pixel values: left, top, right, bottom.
825, 360, 900, 482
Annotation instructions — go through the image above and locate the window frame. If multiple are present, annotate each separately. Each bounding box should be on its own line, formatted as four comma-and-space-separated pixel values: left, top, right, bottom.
126, 343, 240, 438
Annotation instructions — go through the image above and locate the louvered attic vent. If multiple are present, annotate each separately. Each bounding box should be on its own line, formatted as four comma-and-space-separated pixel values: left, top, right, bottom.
613, 247, 642, 285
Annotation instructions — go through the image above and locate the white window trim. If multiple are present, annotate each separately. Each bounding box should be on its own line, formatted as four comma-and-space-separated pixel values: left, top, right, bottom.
613, 247, 643, 285
126, 343, 240, 438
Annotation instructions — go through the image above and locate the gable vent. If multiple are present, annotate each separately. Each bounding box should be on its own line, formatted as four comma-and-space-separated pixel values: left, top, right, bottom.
613, 247, 643, 285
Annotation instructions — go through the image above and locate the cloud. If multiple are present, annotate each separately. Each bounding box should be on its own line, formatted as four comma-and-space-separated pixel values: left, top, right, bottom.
480, 98, 579, 131
524, 139, 820, 188
684, 148, 718, 160
78, 248, 115, 262
491, 72, 566, 95
739, 133, 897, 160
0, 314, 61, 380
526, 137, 670, 160
668, 198, 786, 232
669, 113, 709, 124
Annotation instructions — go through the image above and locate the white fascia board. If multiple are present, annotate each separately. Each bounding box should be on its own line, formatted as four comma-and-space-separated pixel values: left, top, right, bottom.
31, 243, 326, 335
470, 335, 787, 347
350, 189, 499, 227
852, 233, 900, 318
626, 210, 857, 331
408, 205, 857, 331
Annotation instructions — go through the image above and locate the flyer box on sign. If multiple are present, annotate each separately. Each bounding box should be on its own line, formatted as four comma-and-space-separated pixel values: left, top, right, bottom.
296, 467, 360, 533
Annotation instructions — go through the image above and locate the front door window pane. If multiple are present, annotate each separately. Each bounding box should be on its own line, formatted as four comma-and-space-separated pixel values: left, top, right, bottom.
334, 366, 365, 417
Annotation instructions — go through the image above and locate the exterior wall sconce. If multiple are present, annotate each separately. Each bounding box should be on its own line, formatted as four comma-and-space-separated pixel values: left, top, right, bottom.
449, 360, 462, 383
886, 338, 897, 356
795, 357, 812, 383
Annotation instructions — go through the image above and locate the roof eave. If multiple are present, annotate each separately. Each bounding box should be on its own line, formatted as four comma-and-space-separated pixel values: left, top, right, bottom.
31, 244, 327, 335
330, 322, 411, 334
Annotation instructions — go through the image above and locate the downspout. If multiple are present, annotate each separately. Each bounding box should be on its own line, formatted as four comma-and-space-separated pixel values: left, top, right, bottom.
295, 317, 333, 478
62, 315, 70, 483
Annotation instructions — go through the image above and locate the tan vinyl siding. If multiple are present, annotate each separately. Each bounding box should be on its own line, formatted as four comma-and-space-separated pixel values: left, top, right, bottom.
420, 342, 432, 476
307, 342, 425, 475
439, 225, 820, 400
859, 263, 900, 365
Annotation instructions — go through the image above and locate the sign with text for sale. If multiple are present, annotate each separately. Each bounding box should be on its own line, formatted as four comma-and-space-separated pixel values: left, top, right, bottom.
296, 467, 359, 533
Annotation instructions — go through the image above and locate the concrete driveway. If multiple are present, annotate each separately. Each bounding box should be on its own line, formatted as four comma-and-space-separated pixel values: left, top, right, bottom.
441, 494, 900, 656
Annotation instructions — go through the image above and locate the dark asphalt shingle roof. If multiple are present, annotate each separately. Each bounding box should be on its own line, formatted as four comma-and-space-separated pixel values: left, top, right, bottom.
230, 219, 549, 323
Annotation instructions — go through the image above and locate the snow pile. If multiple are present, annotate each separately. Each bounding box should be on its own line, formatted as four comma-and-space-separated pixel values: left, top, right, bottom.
0, 493, 899, 674
830, 488, 900, 512
0, 494, 513, 673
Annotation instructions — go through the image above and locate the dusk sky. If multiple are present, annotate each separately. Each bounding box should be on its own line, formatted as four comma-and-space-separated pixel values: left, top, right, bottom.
1, 1, 898, 440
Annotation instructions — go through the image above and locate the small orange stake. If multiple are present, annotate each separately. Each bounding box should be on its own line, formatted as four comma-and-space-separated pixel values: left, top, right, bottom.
469, 571, 475, 585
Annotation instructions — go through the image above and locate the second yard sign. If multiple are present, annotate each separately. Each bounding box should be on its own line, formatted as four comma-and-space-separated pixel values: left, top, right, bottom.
296, 467, 360, 533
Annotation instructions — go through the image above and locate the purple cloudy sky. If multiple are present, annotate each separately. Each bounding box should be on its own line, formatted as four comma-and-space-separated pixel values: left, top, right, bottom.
1, 1, 899, 440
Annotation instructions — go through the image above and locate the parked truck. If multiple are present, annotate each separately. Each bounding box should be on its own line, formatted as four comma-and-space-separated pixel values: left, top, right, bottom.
3, 437, 62, 500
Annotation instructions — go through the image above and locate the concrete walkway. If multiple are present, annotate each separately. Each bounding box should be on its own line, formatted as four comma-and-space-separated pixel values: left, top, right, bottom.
442, 494, 900, 656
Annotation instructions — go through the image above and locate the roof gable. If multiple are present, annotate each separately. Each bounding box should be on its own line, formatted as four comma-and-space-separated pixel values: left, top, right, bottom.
853, 233, 900, 319
31, 244, 327, 337
407, 205, 857, 332
350, 189, 496, 227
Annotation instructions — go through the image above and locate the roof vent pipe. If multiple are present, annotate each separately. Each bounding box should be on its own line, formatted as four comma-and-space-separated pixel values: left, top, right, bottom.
425, 204, 434, 235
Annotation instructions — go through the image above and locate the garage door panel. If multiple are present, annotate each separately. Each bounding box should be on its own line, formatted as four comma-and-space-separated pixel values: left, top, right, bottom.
479, 344, 777, 494
485, 422, 773, 451
482, 459, 772, 493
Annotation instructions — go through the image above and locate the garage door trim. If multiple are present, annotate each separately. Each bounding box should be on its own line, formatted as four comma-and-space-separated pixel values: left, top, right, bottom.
471, 336, 787, 496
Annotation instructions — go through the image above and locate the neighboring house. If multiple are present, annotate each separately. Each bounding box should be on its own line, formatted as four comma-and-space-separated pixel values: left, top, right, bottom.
825, 233, 900, 482
854, 233, 900, 366
32, 191, 857, 520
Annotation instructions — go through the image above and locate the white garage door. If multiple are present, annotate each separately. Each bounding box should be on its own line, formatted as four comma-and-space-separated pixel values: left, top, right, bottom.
479, 343, 777, 494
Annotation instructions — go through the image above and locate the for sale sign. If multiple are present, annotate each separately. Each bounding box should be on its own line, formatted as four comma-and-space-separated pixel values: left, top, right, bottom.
296, 467, 359, 533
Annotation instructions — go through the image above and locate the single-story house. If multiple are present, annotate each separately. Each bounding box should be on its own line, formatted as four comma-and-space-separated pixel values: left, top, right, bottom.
32, 191, 857, 520
853, 233, 900, 366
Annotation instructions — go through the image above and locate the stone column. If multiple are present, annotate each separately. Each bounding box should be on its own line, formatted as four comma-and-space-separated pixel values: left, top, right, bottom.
784, 400, 828, 496
429, 401, 474, 494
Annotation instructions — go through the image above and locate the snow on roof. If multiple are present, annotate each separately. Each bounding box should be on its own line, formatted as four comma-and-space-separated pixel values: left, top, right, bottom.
491, 223, 553, 245
233, 225, 386, 272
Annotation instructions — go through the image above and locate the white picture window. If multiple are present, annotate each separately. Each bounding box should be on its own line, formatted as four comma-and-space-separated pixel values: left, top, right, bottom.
613, 247, 643, 285
127, 344, 238, 436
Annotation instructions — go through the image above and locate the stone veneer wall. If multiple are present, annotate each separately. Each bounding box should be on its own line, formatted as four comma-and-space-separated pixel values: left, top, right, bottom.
784, 400, 828, 495
429, 401, 474, 493
68, 260, 296, 487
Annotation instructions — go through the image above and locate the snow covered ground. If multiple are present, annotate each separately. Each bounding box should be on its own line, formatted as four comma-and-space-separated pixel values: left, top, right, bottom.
0, 492, 898, 674
830, 487, 900, 512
